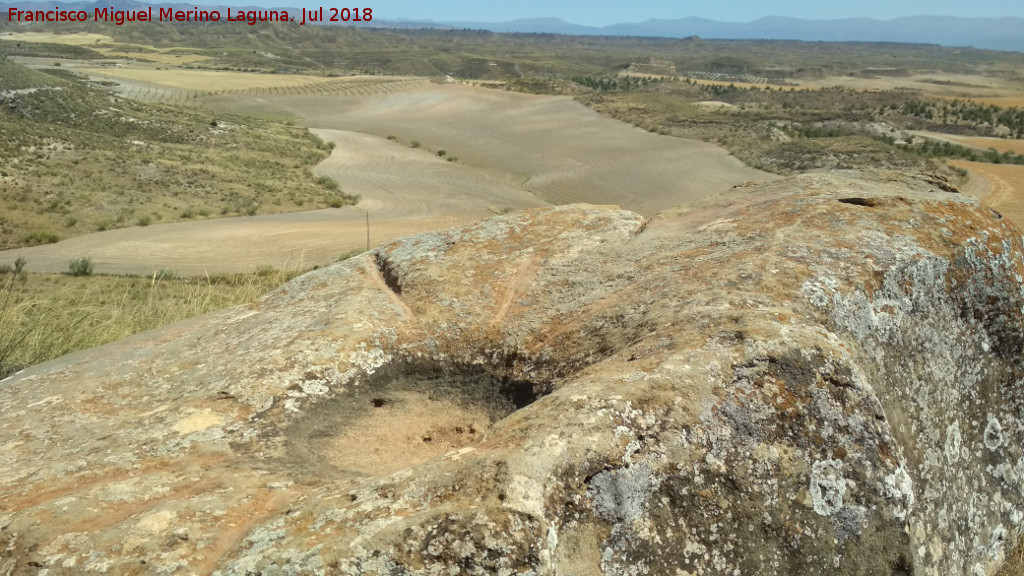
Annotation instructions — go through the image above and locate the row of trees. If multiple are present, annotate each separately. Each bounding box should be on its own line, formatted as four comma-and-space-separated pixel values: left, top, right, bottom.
571, 75, 664, 92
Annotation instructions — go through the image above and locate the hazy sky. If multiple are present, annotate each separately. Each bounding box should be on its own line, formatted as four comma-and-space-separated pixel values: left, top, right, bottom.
319, 0, 1022, 25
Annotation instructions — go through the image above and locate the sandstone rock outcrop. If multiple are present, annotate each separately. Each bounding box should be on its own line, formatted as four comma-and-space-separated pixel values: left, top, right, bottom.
1, 171, 1023, 575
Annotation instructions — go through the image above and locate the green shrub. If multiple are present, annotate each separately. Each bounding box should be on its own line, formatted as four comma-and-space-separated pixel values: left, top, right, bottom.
23, 231, 59, 245
316, 175, 340, 191
68, 257, 93, 277
436, 149, 447, 157
410, 140, 421, 148
136, 215, 152, 226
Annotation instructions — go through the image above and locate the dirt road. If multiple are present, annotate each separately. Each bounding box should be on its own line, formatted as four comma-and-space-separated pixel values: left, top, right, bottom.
951, 161, 1024, 225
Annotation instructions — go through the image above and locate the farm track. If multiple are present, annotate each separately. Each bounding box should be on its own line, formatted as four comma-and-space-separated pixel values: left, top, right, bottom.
952, 161, 1024, 225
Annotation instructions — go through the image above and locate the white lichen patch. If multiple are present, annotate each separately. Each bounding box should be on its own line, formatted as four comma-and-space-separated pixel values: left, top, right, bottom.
348, 345, 391, 375
588, 463, 657, 526
945, 421, 962, 464
984, 416, 1004, 451
809, 459, 847, 516
883, 465, 915, 522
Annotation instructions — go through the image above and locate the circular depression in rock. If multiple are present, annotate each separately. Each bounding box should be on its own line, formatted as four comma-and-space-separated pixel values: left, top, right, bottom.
282, 364, 546, 478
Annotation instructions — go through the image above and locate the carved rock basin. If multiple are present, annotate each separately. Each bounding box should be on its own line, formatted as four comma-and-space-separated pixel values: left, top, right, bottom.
1, 171, 1022, 575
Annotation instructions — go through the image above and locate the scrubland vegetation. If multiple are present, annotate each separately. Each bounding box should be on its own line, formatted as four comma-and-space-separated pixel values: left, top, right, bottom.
569, 79, 1024, 176
0, 261, 304, 379
0, 56, 356, 250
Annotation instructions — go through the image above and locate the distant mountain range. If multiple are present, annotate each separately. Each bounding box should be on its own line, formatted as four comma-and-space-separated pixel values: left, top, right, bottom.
401, 15, 1024, 52
2, 2, 1023, 52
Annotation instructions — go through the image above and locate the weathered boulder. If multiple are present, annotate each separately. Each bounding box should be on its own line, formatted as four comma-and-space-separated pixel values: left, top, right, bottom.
1, 171, 1023, 575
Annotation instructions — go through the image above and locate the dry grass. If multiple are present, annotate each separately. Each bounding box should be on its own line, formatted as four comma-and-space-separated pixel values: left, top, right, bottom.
0, 267, 300, 378
997, 536, 1024, 576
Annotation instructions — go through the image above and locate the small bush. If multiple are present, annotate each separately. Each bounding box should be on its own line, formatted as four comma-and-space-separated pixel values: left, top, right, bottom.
316, 175, 340, 191
180, 208, 195, 219
68, 257, 93, 277
410, 140, 421, 148
328, 197, 345, 208
436, 149, 447, 157
447, 156, 458, 162
386, 135, 398, 141
64, 216, 78, 228
23, 231, 59, 245
136, 215, 152, 226
0, 257, 25, 277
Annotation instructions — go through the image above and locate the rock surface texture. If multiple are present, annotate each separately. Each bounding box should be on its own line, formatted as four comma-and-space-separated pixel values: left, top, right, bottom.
2, 171, 1023, 575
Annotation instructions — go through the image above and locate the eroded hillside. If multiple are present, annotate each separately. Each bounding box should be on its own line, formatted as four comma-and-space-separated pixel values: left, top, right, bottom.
0, 57, 355, 249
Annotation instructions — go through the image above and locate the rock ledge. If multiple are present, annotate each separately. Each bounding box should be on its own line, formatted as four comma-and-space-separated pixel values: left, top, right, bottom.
1, 171, 1022, 576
